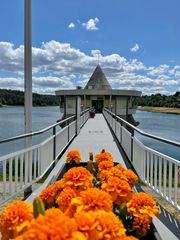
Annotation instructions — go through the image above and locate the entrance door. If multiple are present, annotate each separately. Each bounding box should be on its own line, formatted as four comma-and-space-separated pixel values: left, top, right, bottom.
92, 100, 104, 113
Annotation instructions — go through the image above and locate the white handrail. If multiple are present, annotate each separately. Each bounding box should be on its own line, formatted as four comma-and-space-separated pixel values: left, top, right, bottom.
103, 109, 180, 211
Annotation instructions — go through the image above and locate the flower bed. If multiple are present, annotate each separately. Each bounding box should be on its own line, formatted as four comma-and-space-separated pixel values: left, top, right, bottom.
0, 149, 160, 240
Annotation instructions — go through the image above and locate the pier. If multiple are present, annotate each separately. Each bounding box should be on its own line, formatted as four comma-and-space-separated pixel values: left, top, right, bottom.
0, 109, 180, 239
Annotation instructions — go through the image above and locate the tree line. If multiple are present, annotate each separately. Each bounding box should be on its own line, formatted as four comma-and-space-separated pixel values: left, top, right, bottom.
136, 91, 180, 108
0, 89, 59, 107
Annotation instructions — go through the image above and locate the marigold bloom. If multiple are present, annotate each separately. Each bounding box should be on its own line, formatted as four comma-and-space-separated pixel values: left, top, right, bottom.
0, 201, 33, 240
66, 150, 82, 164
102, 177, 132, 204
132, 214, 151, 237
63, 167, 93, 191
39, 184, 57, 207
74, 211, 97, 238
15, 208, 82, 240
123, 169, 138, 187
74, 210, 126, 240
97, 169, 111, 183
56, 187, 77, 212
53, 178, 65, 191
98, 160, 114, 172
70, 188, 113, 214
127, 192, 160, 218
65, 188, 112, 218
110, 167, 128, 181
114, 163, 126, 172
95, 151, 113, 164
121, 237, 138, 240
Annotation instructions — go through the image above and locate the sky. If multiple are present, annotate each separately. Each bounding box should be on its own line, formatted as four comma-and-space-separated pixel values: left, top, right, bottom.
0, 0, 180, 95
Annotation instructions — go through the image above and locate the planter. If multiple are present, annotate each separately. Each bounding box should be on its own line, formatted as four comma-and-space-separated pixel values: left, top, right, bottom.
89, 111, 95, 118
56, 162, 160, 240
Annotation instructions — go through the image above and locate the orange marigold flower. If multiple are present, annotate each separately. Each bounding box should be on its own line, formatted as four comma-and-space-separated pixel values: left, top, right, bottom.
74, 211, 126, 240
74, 211, 97, 238
39, 184, 57, 207
56, 187, 77, 212
121, 237, 138, 240
102, 176, 132, 204
53, 178, 65, 191
0, 201, 33, 240
63, 167, 93, 191
110, 167, 128, 181
95, 151, 113, 164
98, 160, 114, 172
70, 188, 113, 213
97, 170, 111, 183
132, 214, 151, 237
127, 192, 160, 218
15, 208, 80, 240
123, 169, 138, 187
114, 163, 126, 172
86, 211, 126, 240
66, 150, 82, 164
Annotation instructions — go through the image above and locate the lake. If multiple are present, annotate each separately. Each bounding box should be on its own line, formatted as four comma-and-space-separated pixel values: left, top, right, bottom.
0, 106, 179, 160
0, 106, 61, 156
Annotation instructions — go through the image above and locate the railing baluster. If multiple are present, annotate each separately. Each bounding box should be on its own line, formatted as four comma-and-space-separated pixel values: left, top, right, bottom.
174, 164, 178, 206
154, 155, 158, 191
29, 151, 32, 183
34, 149, 37, 179
9, 158, 13, 195
168, 162, 173, 201
159, 157, 162, 193
163, 158, 167, 197
3, 160, 7, 199
150, 153, 153, 186
15, 156, 18, 192
25, 152, 28, 184
146, 151, 150, 184
20, 154, 24, 188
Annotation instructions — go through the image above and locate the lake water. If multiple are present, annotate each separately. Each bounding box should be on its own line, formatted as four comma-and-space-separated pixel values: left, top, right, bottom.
0, 106, 61, 156
0, 106, 179, 160
134, 111, 180, 160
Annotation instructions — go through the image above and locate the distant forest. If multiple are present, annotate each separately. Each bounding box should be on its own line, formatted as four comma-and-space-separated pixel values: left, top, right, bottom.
0, 89, 59, 107
137, 91, 180, 108
0, 89, 180, 108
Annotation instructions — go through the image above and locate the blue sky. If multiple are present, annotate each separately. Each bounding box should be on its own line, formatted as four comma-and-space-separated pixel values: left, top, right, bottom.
0, 0, 180, 95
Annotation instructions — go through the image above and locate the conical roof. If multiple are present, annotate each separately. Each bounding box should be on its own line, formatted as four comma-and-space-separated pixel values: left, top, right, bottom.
84, 65, 112, 90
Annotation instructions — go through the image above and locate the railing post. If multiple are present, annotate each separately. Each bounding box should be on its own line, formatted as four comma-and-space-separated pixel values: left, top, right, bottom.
120, 120, 122, 144
68, 119, 70, 142
53, 126, 56, 167
76, 96, 81, 135
131, 131, 134, 162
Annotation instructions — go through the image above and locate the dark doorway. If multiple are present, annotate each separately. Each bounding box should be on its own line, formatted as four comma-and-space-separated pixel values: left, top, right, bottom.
92, 100, 104, 113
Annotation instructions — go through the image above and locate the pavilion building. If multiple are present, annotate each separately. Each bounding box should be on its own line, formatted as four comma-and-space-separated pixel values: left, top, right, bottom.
55, 65, 141, 126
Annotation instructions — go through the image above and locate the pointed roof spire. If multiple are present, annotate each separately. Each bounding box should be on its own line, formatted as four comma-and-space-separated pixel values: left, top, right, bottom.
84, 65, 112, 90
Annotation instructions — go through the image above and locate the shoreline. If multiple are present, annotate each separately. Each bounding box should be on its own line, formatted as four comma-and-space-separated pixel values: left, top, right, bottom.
137, 106, 180, 114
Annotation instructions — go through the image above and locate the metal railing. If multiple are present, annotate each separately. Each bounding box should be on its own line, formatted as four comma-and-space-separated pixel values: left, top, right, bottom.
0, 109, 89, 204
103, 108, 180, 210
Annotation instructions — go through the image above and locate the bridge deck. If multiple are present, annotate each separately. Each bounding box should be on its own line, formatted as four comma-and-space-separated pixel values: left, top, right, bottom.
62, 113, 125, 165
27, 113, 125, 201
27, 113, 179, 240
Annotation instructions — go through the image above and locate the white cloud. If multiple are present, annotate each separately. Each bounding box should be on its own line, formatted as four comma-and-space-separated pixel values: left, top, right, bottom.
0, 40, 180, 94
68, 22, 75, 28
82, 17, 99, 31
130, 43, 139, 52
147, 64, 169, 76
